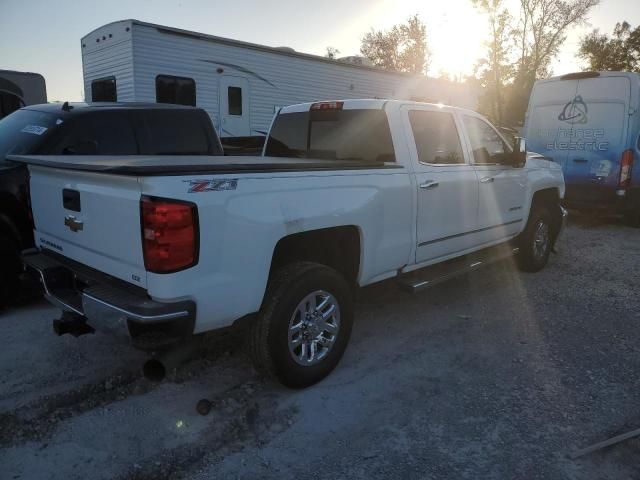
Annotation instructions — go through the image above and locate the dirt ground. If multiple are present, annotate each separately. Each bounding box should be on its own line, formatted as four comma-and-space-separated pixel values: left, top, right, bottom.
1, 213, 640, 480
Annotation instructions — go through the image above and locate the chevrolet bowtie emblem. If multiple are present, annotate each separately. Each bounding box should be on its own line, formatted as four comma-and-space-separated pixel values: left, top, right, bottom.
64, 215, 84, 232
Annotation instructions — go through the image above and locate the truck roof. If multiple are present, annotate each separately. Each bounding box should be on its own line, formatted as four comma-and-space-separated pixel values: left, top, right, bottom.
23, 102, 201, 114
280, 99, 481, 117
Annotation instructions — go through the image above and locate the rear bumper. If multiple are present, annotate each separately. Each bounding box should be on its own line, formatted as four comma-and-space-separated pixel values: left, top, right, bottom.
563, 185, 629, 211
22, 249, 196, 348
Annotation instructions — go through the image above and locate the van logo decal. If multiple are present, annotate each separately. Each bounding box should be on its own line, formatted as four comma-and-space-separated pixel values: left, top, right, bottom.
185, 179, 238, 193
558, 95, 588, 125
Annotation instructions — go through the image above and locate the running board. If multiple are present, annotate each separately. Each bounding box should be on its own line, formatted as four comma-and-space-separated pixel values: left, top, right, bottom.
398, 245, 520, 293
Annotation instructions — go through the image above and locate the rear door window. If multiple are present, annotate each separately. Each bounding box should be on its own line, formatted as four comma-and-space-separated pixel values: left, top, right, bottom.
408, 110, 464, 164
133, 110, 217, 155
265, 108, 395, 162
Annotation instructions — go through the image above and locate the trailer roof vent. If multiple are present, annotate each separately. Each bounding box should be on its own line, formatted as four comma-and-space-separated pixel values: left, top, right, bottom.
274, 46, 296, 53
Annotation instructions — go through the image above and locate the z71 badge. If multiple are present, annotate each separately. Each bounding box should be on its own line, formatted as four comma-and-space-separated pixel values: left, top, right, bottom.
184, 179, 238, 193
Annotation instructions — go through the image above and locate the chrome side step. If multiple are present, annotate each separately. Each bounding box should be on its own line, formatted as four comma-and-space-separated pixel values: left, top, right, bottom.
398, 245, 520, 293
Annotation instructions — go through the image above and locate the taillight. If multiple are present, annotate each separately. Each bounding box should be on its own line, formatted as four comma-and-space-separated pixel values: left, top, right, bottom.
619, 149, 634, 188
141, 196, 198, 273
310, 101, 344, 111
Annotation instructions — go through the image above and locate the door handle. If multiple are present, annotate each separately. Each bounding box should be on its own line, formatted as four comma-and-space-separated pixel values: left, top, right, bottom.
480, 176, 494, 183
573, 158, 588, 163
419, 180, 439, 189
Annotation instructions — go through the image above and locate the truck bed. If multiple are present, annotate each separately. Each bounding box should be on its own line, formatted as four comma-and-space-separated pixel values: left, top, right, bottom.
8, 155, 399, 176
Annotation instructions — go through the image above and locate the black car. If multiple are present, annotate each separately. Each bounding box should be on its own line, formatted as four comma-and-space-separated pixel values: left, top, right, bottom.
0, 102, 222, 307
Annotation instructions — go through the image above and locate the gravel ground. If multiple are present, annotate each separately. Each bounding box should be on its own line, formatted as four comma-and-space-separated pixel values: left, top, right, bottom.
1, 213, 639, 480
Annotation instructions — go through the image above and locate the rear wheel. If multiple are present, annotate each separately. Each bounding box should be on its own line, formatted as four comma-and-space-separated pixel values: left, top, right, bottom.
516, 206, 553, 273
0, 233, 21, 309
248, 262, 353, 388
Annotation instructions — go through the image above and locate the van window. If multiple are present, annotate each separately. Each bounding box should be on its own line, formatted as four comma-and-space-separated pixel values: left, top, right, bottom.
409, 110, 464, 164
91, 78, 117, 102
49, 111, 137, 155
133, 110, 219, 155
156, 75, 196, 106
265, 109, 395, 162
463, 116, 508, 164
228, 87, 242, 115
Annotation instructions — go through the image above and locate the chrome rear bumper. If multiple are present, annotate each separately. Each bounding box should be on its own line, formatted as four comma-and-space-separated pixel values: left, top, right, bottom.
22, 249, 196, 348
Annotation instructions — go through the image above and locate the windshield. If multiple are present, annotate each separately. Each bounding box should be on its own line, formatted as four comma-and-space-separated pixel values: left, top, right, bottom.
0, 109, 61, 164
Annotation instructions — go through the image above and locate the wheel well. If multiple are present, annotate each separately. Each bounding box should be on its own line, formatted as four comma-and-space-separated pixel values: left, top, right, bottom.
531, 188, 560, 209
0, 192, 32, 248
530, 188, 562, 239
269, 226, 361, 286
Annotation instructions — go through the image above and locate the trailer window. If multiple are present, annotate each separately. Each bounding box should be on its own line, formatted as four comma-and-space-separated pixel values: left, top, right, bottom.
265, 109, 395, 162
91, 77, 117, 102
228, 87, 242, 115
156, 75, 196, 106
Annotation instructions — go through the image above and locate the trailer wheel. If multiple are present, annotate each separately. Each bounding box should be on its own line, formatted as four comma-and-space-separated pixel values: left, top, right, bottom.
0, 232, 21, 309
248, 262, 353, 388
516, 206, 553, 273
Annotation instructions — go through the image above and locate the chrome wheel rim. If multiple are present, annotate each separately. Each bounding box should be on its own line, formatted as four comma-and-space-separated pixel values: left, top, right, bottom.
533, 221, 550, 260
288, 290, 340, 366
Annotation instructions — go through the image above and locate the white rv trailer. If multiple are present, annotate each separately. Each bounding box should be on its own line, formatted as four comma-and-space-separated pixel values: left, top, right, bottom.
0, 70, 47, 119
81, 19, 478, 140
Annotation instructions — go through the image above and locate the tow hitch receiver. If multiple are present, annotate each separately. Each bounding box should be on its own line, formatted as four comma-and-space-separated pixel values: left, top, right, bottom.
52, 311, 95, 337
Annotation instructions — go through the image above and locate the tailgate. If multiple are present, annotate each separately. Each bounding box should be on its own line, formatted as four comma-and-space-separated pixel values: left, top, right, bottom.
29, 165, 147, 288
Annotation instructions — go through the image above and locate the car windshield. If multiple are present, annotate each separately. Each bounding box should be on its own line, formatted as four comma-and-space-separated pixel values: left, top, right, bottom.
0, 109, 61, 165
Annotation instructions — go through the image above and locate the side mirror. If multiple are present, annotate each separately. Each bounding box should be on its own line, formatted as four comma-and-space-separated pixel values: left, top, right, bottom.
63, 139, 98, 155
510, 137, 526, 167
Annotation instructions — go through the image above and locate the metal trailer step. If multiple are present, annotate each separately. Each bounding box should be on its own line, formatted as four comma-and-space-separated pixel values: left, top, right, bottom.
398, 245, 520, 293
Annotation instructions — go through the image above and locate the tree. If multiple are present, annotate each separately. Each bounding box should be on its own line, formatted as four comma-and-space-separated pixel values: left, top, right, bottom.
503, 0, 600, 125
360, 15, 431, 74
472, 0, 514, 125
578, 21, 640, 71
324, 46, 341, 60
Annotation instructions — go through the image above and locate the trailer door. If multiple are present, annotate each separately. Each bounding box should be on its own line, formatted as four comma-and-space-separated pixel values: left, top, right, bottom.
219, 76, 250, 137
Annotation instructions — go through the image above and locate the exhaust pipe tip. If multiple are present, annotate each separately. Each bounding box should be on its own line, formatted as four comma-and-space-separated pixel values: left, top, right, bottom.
142, 358, 167, 382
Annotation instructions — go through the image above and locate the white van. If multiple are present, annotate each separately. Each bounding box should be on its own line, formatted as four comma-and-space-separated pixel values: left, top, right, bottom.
524, 71, 640, 224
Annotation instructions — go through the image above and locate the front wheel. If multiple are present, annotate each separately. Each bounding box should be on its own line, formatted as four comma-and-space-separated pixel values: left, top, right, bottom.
516, 207, 553, 273
248, 262, 354, 388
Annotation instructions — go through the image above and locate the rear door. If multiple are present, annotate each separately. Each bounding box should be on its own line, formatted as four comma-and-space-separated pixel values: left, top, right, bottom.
219, 76, 250, 137
524, 78, 580, 170
402, 106, 479, 263
564, 76, 631, 195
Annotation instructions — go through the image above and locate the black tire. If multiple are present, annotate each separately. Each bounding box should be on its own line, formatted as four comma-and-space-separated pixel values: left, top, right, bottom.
0, 233, 21, 309
516, 206, 553, 273
248, 261, 354, 388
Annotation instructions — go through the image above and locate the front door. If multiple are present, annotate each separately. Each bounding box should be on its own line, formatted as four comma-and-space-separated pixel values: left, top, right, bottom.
219, 76, 250, 137
462, 115, 527, 243
403, 106, 480, 263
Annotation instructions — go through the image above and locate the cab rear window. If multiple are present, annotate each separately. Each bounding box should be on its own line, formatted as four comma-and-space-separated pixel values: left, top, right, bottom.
265, 109, 395, 162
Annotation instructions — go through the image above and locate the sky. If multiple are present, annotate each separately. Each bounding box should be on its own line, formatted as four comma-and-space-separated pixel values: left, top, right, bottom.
1, 0, 639, 101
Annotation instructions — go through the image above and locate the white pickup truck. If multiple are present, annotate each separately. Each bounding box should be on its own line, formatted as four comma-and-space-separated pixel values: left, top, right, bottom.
14, 99, 566, 388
